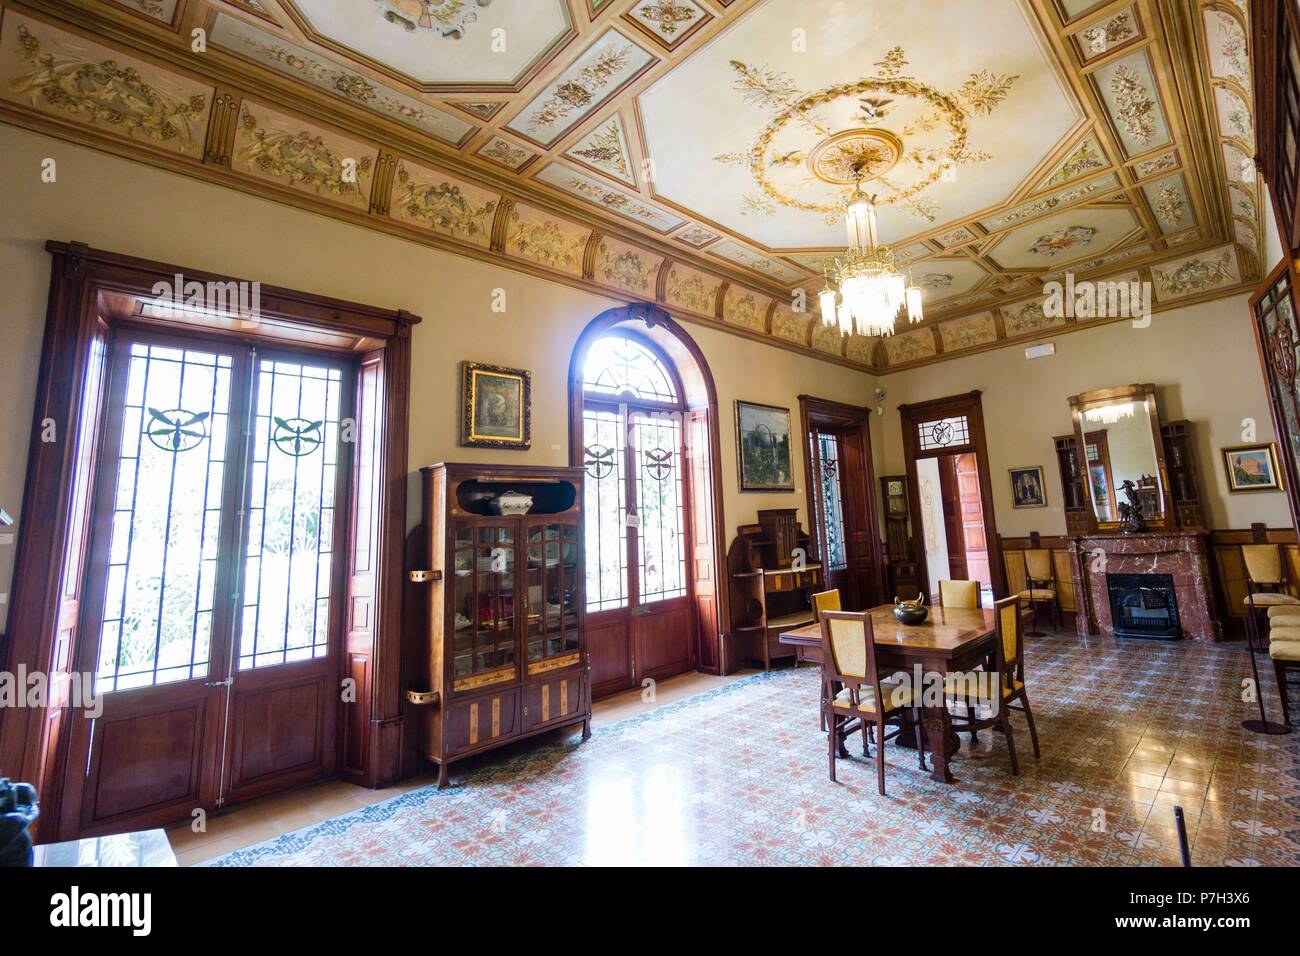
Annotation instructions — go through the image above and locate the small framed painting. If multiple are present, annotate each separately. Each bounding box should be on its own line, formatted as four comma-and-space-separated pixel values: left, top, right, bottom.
1009, 465, 1047, 508
461, 362, 531, 449
735, 400, 794, 491
1222, 443, 1284, 492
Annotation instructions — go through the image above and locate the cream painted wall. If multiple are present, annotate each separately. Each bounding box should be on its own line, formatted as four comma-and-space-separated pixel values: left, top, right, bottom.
878, 295, 1294, 536
0, 123, 878, 630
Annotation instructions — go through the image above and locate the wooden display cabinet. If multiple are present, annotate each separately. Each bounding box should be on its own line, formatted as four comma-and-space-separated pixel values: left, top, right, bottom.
1053, 435, 1093, 535
409, 463, 591, 787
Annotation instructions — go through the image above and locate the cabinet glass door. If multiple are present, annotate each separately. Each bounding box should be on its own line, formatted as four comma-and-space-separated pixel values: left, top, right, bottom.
525, 521, 580, 662
451, 524, 516, 679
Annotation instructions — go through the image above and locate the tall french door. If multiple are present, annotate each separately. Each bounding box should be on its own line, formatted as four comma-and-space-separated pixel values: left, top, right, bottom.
801, 398, 884, 611
59, 328, 352, 836
580, 332, 694, 697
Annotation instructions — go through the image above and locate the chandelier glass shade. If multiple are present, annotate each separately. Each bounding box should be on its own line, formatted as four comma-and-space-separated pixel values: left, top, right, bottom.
819, 186, 923, 338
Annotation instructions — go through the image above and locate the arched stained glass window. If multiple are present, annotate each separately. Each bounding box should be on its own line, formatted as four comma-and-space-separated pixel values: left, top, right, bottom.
580, 331, 687, 613
582, 334, 679, 404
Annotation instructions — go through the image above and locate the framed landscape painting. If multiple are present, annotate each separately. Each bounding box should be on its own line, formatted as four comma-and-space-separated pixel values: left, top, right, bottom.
1222, 443, 1283, 492
735, 400, 794, 491
461, 361, 531, 449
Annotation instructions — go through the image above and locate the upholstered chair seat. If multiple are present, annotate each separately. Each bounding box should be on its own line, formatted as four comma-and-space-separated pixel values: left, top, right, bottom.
1243, 592, 1300, 607
1271, 641, 1300, 662
1268, 605, 1300, 618
1269, 627, 1300, 643
1018, 587, 1056, 601
832, 681, 917, 713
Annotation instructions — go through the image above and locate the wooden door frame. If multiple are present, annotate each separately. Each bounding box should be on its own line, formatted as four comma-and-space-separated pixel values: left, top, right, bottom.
567, 303, 728, 682
1249, 256, 1300, 538
0, 241, 419, 837
897, 390, 1007, 599
797, 396, 885, 609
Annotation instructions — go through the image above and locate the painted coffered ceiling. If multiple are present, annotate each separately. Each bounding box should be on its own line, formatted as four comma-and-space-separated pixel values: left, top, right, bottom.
0, 0, 1266, 372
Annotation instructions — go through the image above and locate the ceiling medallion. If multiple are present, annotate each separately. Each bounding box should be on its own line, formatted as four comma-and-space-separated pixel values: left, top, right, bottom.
808, 128, 903, 185
372, 0, 491, 39
717, 47, 1018, 223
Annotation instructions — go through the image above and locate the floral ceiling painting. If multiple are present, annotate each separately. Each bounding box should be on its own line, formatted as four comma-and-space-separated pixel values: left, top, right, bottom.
0, 0, 1266, 373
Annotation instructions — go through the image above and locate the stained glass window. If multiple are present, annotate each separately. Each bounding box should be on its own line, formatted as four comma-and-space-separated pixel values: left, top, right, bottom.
581, 332, 688, 613
582, 334, 679, 403
811, 432, 847, 571
95, 344, 233, 692
917, 415, 970, 451
583, 405, 628, 612
239, 359, 344, 670
631, 410, 687, 602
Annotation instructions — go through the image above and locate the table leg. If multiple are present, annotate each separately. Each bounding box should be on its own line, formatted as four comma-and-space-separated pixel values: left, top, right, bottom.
921, 704, 955, 783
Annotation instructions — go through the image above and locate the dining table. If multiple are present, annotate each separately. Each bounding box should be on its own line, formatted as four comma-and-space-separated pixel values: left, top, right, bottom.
778, 603, 996, 784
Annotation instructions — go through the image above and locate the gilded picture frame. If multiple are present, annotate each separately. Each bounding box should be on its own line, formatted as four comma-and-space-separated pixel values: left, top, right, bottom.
461, 361, 531, 449
1221, 442, 1284, 493
735, 400, 794, 492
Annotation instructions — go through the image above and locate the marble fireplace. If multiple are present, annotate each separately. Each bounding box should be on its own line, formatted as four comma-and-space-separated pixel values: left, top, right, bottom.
1070, 532, 1221, 641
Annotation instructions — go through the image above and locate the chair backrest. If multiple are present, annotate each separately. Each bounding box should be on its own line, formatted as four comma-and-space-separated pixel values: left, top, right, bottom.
820, 610, 886, 712
1242, 544, 1285, 585
1024, 548, 1053, 582
939, 579, 981, 609
811, 588, 841, 621
994, 595, 1024, 684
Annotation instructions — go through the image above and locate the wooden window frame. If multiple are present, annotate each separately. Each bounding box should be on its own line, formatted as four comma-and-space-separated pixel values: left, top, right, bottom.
0, 242, 420, 821
567, 303, 729, 676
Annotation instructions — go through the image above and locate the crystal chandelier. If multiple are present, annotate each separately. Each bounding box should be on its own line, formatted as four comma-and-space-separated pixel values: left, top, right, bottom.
818, 176, 923, 338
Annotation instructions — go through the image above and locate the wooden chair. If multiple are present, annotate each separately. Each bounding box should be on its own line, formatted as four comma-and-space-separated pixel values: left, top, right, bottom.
1017, 548, 1060, 637
820, 610, 925, 794
939, 579, 982, 609
1241, 544, 1300, 653
945, 595, 1041, 775
1266, 605, 1300, 726
811, 588, 841, 620
809, 589, 841, 727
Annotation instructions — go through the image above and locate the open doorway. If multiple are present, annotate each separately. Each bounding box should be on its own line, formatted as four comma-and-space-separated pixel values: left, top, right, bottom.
899, 391, 1005, 604
915, 453, 991, 605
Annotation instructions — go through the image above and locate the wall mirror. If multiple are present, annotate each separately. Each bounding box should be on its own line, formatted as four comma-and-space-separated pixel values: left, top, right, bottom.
1067, 384, 1169, 529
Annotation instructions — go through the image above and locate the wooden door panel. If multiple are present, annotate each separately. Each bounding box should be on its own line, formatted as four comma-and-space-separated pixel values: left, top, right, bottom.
635, 600, 693, 679
226, 668, 334, 800
76, 691, 221, 834
587, 615, 633, 696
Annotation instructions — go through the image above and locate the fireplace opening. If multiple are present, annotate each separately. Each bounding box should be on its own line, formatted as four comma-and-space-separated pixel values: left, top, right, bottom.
1106, 572, 1182, 640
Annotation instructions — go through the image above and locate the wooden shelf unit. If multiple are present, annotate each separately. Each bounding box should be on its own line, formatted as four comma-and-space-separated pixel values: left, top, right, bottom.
726, 520, 824, 669
409, 462, 591, 788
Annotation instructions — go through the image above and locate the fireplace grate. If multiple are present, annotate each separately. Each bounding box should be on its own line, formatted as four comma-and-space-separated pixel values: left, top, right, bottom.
1105, 572, 1181, 640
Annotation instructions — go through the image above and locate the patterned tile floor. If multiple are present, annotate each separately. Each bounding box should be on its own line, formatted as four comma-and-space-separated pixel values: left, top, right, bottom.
208, 631, 1300, 866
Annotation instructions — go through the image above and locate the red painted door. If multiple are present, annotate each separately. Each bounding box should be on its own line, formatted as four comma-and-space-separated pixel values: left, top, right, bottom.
955, 453, 991, 589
